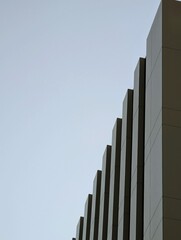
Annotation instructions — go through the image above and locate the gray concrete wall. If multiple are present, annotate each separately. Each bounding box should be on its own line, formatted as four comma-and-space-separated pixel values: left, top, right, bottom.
144, 1, 181, 240
162, 1, 181, 239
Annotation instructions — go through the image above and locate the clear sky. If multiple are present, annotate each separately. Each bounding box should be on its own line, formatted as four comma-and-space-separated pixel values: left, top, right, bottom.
0, 0, 160, 239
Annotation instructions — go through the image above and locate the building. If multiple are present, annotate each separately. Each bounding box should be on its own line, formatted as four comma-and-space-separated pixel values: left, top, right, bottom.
73, 1, 181, 239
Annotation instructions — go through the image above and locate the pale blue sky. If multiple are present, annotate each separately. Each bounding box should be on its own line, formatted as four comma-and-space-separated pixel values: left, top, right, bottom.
0, 0, 160, 239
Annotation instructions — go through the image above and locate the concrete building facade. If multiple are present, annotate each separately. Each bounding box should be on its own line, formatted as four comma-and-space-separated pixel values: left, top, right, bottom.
73, 1, 181, 239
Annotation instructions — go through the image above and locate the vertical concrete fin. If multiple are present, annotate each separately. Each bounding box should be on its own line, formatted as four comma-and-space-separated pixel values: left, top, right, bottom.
118, 89, 134, 240
130, 58, 146, 240
76, 217, 84, 240
90, 170, 102, 240
82, 194, 93, 240
98, 145, 112, 240
107, 118, 122, 240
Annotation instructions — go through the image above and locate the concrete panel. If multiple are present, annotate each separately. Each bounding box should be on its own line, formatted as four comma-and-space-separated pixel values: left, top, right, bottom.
146, 2, 162, 84
145, 78, 151, 148
130, 187, 137, 238
107, 118, 122, 240
151, 3, 162, 71
152, 221, 162, 240
163, 48, 181, 111
150, 50, 162, 133
164, 218, 181, 240
90, 171, 102, 240
82, 194, 92, 240
162, 108, 181, 128
131, 110, 139, 177
150, 128, 162, 218
150, 110, 162, 148
163, 125, 181, 199
163, 0, 181, 50
76, 217, 84, 240
98, 146, 111, 240
118, 89, 133, 240
146, 30, 152, 84
150, 200, 162, 239
144, 227, 151, 240
144, 155, 151, 235
163, 197, 181, 221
